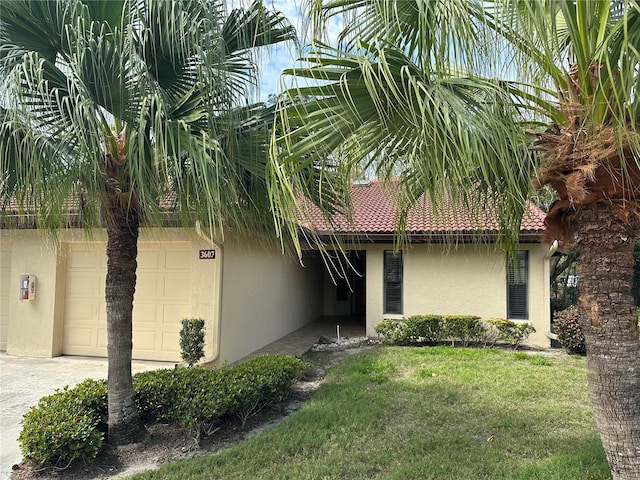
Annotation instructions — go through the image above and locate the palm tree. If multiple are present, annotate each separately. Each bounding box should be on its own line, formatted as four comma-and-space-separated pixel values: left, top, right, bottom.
0, 0, 299, 445
272, 1, 640, 478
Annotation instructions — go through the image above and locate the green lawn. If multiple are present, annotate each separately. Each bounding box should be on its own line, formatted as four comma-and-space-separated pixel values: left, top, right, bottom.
130, 346, 609, 480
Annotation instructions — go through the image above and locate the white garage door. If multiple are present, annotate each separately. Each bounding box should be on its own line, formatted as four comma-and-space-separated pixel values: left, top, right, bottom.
63, 242, 191, 361
0, 244, 11, 351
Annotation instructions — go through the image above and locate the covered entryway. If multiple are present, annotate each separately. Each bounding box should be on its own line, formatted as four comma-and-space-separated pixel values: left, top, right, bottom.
0, 244, 11, 351
323, 250, 366, 323
63, 242, 192, 361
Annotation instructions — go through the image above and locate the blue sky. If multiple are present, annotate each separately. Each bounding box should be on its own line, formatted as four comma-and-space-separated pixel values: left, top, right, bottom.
251, 0, 343, 101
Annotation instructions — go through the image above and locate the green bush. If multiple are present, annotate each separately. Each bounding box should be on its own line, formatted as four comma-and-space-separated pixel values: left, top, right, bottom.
487, 318, 535, 349
134, 355, 305, 444
133, 368, 182, 422
20, 353, 306, 467
226, 355, 306, 425
376, 315, 486, 347
442, 315, 485, 347
375, 318, 411, 344
553, 306, 586, 355
19, 379, 107, 469
180, 318, 206, 367
406, 315, 444, 344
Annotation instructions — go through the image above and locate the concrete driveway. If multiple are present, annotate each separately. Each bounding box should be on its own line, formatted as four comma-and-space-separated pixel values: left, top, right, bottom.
0, 353, 171, 480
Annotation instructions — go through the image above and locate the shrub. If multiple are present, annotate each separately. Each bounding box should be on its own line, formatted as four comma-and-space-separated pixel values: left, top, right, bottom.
134, 355, 305, 445
406, 315, 444, 344
134, 368, 182, 422
553, 306, 586, 355
19, 379, 107, 469
376, 315, 487, 346
488, 318, 535, 349
180, 318, 206, 367
170, 368, 232, 443
226, 355, 306, 425
442, 315, 485, 347
375, 318, 411, 344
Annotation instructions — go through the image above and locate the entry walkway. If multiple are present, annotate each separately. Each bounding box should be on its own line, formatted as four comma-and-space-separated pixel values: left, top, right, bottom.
244, 316, 366, 359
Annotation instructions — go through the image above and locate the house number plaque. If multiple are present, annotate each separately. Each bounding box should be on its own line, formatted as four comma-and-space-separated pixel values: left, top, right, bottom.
199, 249, 216, 259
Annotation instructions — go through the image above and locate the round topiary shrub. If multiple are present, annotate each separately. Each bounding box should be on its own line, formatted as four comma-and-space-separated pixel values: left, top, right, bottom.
19, 379, 107, 469
553, 305, 586, 355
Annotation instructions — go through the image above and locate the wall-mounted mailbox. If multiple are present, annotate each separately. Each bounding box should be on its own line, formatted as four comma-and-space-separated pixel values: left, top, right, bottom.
20, 274, 36, 301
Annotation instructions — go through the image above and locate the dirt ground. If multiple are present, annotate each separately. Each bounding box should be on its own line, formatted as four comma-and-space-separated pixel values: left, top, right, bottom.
10, 345, 368, 480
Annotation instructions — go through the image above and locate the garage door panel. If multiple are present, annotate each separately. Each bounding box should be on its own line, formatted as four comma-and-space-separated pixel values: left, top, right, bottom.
163, 304, 190, 325
133, 330, 158, 351
134, 275, 164, 297
137, 249, 162, 270
162, 332, 180, 352
133, 303, 161, 326
65, 301, 98, 323
64, 243, 192, 361
64, 327, 97, 348
96, 329, 107, 349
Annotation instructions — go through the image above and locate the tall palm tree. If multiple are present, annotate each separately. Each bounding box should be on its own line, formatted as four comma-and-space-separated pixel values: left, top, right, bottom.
0, 0, 300, 445
272, 1, 640, 478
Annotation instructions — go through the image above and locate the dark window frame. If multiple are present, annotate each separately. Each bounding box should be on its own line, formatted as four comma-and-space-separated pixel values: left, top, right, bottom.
384, 250, 403, 314
507, 250, 529, 319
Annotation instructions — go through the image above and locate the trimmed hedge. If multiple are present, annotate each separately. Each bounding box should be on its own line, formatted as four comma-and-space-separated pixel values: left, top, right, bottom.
21, 354, 305, 468
375, 315, 485, 347
376, 315, 536, 349
442, 315, 484, 347
19, 379, 107, 468
487, 318, 535, 349
134, 355, 305, 441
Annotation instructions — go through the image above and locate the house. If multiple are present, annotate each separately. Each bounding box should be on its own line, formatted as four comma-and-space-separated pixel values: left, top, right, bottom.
0, 180, 551, 363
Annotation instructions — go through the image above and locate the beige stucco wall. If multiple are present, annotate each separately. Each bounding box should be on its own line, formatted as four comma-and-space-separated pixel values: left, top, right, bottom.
0, 228, 221, 359
365, 243, 551, 348
218, 242, 323, 364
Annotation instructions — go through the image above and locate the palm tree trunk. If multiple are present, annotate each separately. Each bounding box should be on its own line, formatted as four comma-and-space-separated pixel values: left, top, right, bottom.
105, 205, 147, 445
575, 202, 640, 480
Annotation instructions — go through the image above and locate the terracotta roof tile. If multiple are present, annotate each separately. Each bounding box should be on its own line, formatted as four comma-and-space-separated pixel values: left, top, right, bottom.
304, 180, 545, 237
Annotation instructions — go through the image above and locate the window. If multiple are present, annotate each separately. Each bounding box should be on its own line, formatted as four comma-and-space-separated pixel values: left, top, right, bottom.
384, 250, 403, 314
507, 251, 528, 319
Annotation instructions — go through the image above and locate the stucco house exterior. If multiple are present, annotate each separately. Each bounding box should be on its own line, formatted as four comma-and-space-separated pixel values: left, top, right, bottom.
0, 180, 551, 363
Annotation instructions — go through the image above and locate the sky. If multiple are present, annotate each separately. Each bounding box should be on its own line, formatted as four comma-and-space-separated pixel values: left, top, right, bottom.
251, 0, 343, 101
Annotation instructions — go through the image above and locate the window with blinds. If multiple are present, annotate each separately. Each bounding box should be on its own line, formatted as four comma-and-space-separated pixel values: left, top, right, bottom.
507, 251, 528, 319
384, 250, 403, 314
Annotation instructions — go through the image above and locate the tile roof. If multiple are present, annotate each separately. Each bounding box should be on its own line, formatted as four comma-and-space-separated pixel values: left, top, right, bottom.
302, 180, 545, 238
3, 181, 546, 240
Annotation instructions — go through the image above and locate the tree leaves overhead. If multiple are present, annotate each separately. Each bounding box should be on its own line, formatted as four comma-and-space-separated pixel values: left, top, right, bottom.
273, 0, 640, 251
1, 0, 303, 247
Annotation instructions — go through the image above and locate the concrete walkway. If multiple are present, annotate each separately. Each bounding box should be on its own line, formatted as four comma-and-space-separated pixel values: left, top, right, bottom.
0, 316, 366, 479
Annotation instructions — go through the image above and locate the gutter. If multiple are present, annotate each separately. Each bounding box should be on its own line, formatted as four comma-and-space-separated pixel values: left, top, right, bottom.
202, 242, 223, 365
194, 221, 223, 366
544, 240, 559, 341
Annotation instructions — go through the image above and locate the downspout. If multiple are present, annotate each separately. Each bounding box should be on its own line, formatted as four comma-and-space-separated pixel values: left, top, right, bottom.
544, 240, 559, 341
205, 242, 223, 365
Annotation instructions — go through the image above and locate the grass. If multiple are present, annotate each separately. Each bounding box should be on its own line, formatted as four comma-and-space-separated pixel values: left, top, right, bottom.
129, 346, 609, 480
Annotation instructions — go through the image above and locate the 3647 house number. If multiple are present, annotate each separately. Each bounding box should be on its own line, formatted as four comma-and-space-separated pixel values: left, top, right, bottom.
199, 249, 216, 259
